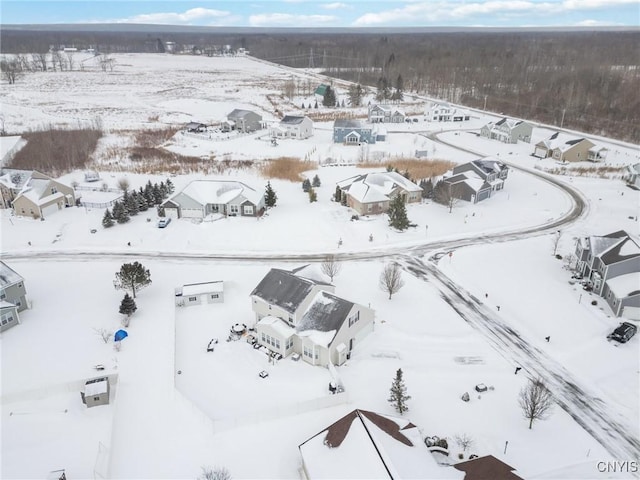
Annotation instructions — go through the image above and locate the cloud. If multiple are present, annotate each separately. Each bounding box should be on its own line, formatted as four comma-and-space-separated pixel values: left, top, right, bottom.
322, 2, 351, 9
249, 13, 338, 26
114, 7, 231, 25
352, 0, 638, 26
573, 18, 623, 26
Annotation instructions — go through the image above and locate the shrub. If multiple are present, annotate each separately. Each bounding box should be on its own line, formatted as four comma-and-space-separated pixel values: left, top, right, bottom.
591, 300, 598, 306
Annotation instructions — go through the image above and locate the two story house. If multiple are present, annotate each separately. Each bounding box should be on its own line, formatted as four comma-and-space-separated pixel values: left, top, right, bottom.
270, 115, 314, 140
336, 171, 423, 216
481, 118, 533, 144
0, 261, 28, 332
368, 104, 406, 124
534, 132, 596, 162
575, 230, 640, 318
11, 171, 78, 219
441, 158, 509, 204
425, 102, 470, 122
250, 268, 374, 367
224, 109, 263, 133
333, 119, 379, 145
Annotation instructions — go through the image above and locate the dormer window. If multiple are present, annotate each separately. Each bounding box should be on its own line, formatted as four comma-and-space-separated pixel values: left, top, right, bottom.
51, 187, 58, 195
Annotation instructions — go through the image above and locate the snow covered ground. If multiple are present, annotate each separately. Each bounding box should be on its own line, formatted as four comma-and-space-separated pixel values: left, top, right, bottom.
1, 54, 639, 479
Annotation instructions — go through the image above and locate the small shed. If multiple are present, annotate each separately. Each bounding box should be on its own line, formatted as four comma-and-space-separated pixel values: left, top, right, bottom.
82, 377, 110, 408
185, 122, 207, 133
175, 280, 224, 306
84, 171, 100, 182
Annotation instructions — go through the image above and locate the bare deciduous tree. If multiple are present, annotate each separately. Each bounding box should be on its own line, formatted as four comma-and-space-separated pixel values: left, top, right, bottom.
93, 327, 113, 344
0, 58, 22, 85
519, 378, 553, 429
198, 466, 232, 480
117, 177, 130, 193
379, 262, 405, 299
320, 254, 342, 282
454, 433, 475, 456
433, 180, 461, 213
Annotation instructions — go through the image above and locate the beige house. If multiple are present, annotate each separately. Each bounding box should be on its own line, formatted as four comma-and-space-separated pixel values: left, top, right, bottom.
534, 132, 596, 162
0, 169, 33, 209
11, 171, 77, 219
336, 171, 422, 216
251, 268, 374, 367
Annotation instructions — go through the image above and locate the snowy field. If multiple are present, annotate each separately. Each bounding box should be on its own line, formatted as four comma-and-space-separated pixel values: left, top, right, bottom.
1, 53, 639, 479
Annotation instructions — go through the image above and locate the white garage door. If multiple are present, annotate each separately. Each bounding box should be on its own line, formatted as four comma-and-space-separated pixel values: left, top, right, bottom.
181, 208, 203, 219
622, 307, 640, 320
534, 147, 548, 158
164, 208, 179, 219
41, 202, 61, 218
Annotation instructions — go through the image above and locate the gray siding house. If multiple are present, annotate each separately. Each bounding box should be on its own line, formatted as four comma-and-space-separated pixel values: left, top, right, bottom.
0, 261, 27, 332
333, 119, 376, 145
251, 267, 374, 367
368, 104, 405, 123
575, 230, 640, 316
481, 118, 533, 144
225, 109, 263, 133
441, 158, 509, 204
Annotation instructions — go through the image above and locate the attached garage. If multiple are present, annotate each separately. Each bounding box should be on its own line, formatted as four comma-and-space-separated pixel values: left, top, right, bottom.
534, 147, 549, 158
180, 208, 204, 219
41, 201, 62, 218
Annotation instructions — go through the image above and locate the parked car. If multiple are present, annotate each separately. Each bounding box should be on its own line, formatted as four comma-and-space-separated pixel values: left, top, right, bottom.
607, 322, 637, 343
157, 218, 171, 228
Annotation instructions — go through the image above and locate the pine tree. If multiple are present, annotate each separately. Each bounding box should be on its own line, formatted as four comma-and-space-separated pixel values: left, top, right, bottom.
159, 181, 168, 199
265, 181, 277, 208
348, 84, 363, 107
102, 208, 114, 228
323, 85, 336, 107
165, 178, 175, 194
312, 174, 321, 187
334, 185, 342, 203
126, 191, 139, 216
119, 293, 137, 317
423, 178, 434, 199
113, 262, 152, 298
388, 368, 411, 415
152, 183, 163, 205
308, 187, 317, 203
387, 195, 410, 231
314, 100, 318, 109
302, 178, 311, 192
137, 188, 149, 211
112, 201, 130, 224
301, 102, 305, 109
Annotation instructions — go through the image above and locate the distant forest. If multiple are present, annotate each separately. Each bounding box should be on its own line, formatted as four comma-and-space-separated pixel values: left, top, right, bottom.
2, 28, 639, 143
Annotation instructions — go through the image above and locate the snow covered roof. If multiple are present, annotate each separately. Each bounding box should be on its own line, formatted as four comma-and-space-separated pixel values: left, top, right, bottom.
0, 261, 23, 288
227, 109, 261, 120
338, 171, 422, 204
454, 455, 523, 480
0, 169, 32, 190
0, 300, 17, 309
180, 281, 223, 296
299, 409, 461, 479
250, 268, 332, 314
296, 291, 354, 346
605, 272, 640, 299
84, 377, 109, 396
258, 315, 296, 338
600, 235, 640, 265
169, 179, 264, 206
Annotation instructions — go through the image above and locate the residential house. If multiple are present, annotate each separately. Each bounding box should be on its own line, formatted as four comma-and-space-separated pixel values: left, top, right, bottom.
175, 281, 224, 306
0, 168, 32, 209
336, 171, 423, 216
368, 104, 406, 123
333, 119, 377, 145
575, 230, 640, 316
1, 261, 28, 332
481, 118, 533, 144
624, 163, 640, 189
81, 377, 110, 408
161, 179, 265, 219
251, 267, 374, 366
533, 132, 596, 162
11, 171, 78, 219
270, 115, 314, 140
587, 145, 609, 162
440, 158, 508, 204
426, 102, 470, 122
185, 122, 207, 133
601, 272, 640, 319
225, 109, 263, 133
299, 409, 462, 479
454, 455, 524, 480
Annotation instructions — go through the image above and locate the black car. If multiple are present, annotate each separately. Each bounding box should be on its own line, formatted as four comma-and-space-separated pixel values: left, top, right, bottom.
607, 322, 637, 343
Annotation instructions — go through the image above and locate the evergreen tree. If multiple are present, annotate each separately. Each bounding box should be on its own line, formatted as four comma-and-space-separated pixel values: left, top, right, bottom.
301, 102, 305, 109
334, 185, 342, 203
348, 83, 363, 107
314, 100, 318, 109
165, 178, 175, 194
323, 85, 337, 107
376, 77, 391, 101
126, 191, 139, 216
391, 74, 404, 101
387, 195, 410, 231
388, 368, 411, 415
112, 200, 130, 224
308, 187, 317, 203
119, 293, 137, 317
159, 181, 168, 199
265, 181, 277, 208
424, 178, 434, 199
137, 187, 149, 211
113, 262, 152, 299
302, 178, 311, 192
152, 183, 163, 205
102, 208, 114, 228
312, 174, 321, 187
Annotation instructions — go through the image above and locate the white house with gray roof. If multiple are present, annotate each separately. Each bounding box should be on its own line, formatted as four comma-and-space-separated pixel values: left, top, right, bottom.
251, 268, 374, 366
161, 179, 265, 219
225, 109, 263, 133
270, 115, 313, 139
336, 171, 422, 216
0, 261, 28, 332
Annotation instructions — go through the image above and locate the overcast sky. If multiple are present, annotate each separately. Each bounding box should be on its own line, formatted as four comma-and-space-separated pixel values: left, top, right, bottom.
2, 0, 639, 28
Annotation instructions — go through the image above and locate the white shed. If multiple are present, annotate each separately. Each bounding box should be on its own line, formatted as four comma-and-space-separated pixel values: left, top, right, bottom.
175, 281, 224, 306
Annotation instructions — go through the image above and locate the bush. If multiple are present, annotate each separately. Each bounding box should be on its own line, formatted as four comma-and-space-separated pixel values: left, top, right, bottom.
591, 300, 598, 306
555, 254, 563, 260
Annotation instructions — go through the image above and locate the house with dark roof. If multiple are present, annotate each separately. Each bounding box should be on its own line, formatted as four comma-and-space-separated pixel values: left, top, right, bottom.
0, 261, 28, 332
368, 104, 406, 123
336, 171, 422, 216
454, 455, 523, 480
184, 121, 207, 133
624, 163, 640, 189
333, 119, 379, 145
481, 117, 533, 144
161, 179, 265, 219
534, 132, 596, 162
10, 171, 77, 219
251, 268, 374, 366
575, 230, 640, 317
440, 158, 508, 204
225, 109, 263, 133
270, 115, 314, 139
299, 409, 462, 479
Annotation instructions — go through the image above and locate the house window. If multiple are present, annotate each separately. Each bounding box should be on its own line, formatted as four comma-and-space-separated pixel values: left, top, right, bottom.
286, 337, 293, 350
261, 333, 266, 342
367, 204, 373, 212
275, 339, 281, 349
51, 187, 58, 194
268, 304, 272, 310
93, 396, 100, 401
303, 345, 312, 358
1, 312, 15, 324
0, 292, 5, 300
229, 205, 239, 214
210, 294, 219, 299
188, 296, 197, 302
243, 205, 254, 215
349, 311, 360, 327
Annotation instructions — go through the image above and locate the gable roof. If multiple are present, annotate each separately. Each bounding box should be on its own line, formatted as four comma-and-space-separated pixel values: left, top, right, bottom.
0, 169, 33, 191
334, 119, 367, 130
13, 171, 70, 207
297, 291, 354, 346
280, 115, 309, 125
315, 84, 329, 96
599, 235, 640, 265
299, 409, 460, 480
605, 272, 640, 298
250, 268, 332, 314
227, 109, 260, 120
454, 455, 523, 480
166, 179, 264, 207
0, 261, 23, 288
338, 171, 422, 204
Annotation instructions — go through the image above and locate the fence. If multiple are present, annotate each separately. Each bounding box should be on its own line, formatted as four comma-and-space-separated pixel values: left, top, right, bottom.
80, 198, 122, 209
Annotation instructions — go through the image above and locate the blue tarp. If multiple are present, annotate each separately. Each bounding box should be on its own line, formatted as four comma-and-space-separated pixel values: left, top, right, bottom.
114, 329, 128, 342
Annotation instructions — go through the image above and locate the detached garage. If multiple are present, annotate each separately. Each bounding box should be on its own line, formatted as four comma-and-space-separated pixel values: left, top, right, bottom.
175, 281, 224, 306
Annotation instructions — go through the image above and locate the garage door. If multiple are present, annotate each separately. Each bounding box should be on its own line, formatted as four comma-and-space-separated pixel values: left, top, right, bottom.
534, 147, 548, 158
41, 202, 61, 218
622, 307, 640, 320
164, 208, 179, 219
181, 208, 203, 219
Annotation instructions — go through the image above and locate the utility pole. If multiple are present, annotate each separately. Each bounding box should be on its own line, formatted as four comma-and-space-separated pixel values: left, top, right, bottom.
308, 48, 315, 69
483, 95, 488, 111
560, 108, 566, 129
